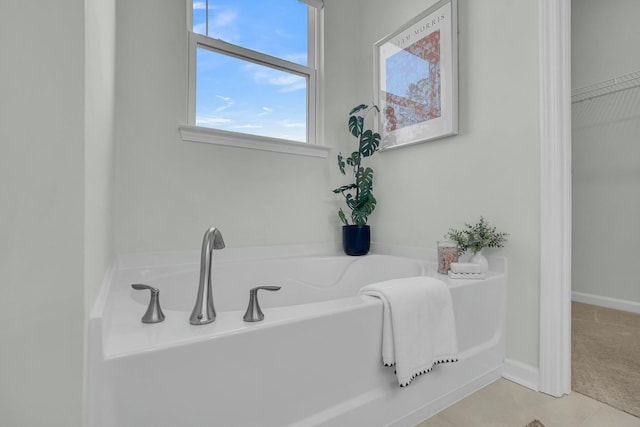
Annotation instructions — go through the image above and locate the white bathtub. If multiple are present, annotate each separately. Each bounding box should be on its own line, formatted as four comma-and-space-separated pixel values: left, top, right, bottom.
88, 244, 506, 427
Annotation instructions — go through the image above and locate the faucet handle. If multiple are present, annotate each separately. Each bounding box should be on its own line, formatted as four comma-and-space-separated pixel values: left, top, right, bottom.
131, 284, 165, 323
253, 286, 281, 292
243, 286, 281, 322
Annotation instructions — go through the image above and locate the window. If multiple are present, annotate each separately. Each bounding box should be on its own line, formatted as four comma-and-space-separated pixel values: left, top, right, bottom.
185, 0, 325, 156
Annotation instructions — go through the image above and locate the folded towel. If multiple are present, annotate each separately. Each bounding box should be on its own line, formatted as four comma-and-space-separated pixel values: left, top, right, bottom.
450, 262, 482, 274
359, 276, 458, 387
448, 271, 486, 279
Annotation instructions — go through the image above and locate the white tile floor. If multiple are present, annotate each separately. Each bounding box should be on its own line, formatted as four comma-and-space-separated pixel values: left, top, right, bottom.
415, 379, 640, 427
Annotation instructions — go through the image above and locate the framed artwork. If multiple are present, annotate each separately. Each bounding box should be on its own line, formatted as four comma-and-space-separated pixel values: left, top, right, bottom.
374, 0, 458, 150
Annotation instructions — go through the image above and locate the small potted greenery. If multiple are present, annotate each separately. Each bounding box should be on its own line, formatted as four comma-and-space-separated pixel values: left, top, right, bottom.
445, 216, 509, 271
332, 104, 381, 256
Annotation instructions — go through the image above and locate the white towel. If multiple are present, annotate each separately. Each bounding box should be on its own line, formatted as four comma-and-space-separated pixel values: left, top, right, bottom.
359, 276, 458, 387
450, 262, 482, 274
448, 271, 486, 279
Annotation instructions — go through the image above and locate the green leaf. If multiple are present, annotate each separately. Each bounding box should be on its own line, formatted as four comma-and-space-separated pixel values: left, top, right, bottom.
356, 167, 374, 196
445, 217, 509, 255
337, 153, 346, 175
360, 192, 377, 214
359, 130, 380, 157
337, 209, 348, 225
351, 194, 376, 225
348, 116, 363, 138
349, 104, 367, 115
351, 168, 376, 225
359, 183, 372, 205
345, 151, 359, 167
332, 183, 356, 194
345, 193, 356, 210
352, 211, 367, 226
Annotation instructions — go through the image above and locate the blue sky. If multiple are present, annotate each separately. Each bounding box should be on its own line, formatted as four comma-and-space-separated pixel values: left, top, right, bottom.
193, 0, 309, 142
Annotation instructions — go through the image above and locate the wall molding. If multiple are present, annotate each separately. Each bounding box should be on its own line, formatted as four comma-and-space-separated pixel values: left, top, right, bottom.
572, 291, 640, 314
538, 0, 572, 398
503, 358, 539, 392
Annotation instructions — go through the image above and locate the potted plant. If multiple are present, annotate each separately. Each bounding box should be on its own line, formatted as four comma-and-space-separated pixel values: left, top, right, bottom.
445, 216, 509, 271
332, 104, 381, 256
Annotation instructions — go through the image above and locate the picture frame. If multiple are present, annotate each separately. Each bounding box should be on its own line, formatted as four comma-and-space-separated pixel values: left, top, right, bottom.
374, 0, 458, 151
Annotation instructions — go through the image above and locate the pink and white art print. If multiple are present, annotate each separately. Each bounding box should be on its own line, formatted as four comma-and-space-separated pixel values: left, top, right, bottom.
374, 0, 458, 150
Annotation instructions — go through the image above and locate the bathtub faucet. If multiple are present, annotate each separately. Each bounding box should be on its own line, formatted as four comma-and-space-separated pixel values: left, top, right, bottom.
190, 227, 225, 325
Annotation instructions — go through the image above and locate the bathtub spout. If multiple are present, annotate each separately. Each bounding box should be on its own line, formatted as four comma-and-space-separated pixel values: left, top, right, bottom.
190, 227, 225, 325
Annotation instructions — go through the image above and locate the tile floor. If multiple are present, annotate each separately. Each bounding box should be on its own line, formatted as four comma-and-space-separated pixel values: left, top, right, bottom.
415, 379, 640, 427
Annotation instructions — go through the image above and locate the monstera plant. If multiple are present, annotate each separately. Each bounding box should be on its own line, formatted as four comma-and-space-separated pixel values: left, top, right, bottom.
333, 104, 381, 255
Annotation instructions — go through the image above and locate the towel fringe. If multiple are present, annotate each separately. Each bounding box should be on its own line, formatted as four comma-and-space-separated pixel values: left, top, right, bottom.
394, 357, 459, 387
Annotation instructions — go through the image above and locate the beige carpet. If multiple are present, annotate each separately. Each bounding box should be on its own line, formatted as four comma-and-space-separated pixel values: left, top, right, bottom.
572, 301, 640, 418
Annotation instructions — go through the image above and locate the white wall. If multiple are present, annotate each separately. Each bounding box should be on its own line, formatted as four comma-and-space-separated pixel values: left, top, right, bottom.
85, 0, 115, 318
113, 0, 334, 254
0, 1, 85, 426
322, 1, 365, 236
572, 1, 640, 305
325, 0, 541, 367
0, 0, 116, 425
572, 0, 640, 89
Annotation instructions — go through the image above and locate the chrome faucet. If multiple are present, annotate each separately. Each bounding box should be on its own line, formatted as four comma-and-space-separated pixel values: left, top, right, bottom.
190, 227, 225, 325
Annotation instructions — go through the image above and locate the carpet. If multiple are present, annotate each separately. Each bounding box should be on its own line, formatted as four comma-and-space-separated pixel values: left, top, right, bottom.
572, 301, 640, 418
526, 420, 545, 427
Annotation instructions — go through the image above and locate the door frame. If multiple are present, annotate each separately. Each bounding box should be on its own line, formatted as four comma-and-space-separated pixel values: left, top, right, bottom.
538, 0, 572, 397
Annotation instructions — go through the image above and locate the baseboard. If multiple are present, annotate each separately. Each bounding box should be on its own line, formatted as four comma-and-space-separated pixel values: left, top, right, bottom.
502, 358, 539, 391
572, 291, 640, 314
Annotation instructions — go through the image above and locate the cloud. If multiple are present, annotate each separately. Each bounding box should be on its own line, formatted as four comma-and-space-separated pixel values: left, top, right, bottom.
210, 9, 237, 28
257, 106, 274, 117
192, 5, 239, 42
196, 116, 233, 126
245, 64, 307, 93
282, 52, 308, 65
278, 79, 307, 93
214, 95, 234, 112
231, 124, 263, 129
282, 121, 305, 128
193, 22, 207, 35
267, 75, 300, 86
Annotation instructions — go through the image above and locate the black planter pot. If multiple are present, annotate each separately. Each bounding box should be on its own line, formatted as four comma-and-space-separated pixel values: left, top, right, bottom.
342, 225, 370, 256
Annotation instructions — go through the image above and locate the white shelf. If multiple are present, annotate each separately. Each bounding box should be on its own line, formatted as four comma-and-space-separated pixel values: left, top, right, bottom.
572, 70, 640, 103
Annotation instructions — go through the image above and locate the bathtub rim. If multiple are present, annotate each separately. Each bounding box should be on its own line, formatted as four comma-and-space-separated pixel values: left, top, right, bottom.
106, 241, 506, 275
90, 242, 507, 359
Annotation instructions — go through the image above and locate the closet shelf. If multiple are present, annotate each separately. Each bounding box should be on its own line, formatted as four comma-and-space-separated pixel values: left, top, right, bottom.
572, 70, 640, 103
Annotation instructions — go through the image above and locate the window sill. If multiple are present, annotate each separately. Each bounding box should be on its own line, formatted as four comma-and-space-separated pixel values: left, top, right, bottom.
179, 125, 330, 158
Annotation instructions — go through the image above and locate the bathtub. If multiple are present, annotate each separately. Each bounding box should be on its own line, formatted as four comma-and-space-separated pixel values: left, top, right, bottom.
87, 243, 506, 427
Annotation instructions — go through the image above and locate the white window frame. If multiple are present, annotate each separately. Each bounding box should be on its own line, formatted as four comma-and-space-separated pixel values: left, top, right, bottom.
180, 1, 328, 158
